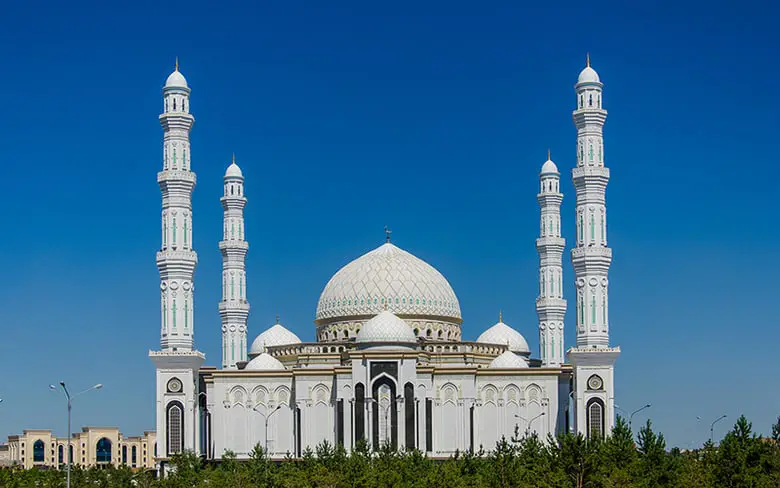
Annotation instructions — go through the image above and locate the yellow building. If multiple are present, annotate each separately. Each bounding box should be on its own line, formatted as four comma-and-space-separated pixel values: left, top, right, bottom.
5, 427, 156, 470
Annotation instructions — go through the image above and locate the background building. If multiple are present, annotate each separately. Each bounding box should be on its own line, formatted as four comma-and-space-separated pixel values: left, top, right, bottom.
3, 428, 155, 470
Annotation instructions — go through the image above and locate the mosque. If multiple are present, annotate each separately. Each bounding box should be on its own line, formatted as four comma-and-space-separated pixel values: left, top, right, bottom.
149, 57, 620, 472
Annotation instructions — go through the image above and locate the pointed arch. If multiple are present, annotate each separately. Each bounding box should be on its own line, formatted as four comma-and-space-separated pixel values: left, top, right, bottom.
440, 382, 458, 405
274, 385, 291, 406
230, 385, 248, 406
312, 383, 331, 406
251, 385, 269, 406
503, 384, 521, 405
480, 384, 499, 405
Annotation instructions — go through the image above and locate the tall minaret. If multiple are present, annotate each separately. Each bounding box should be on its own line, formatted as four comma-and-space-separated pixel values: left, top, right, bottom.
157, 58, 197, 351
571, 54, 611, 348
536, 151, 566, 366
219, 155, 250, 369
150, 61, 205, 462
567, 55, 620, 439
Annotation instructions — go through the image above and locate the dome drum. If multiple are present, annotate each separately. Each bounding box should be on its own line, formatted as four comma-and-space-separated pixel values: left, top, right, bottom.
317, 317, 461, 343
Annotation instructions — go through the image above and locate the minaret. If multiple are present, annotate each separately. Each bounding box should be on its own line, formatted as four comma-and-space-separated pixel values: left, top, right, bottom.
536, 151, 566, 366
567, 55, 620, 439
157, 58, 197, 351
571, 54, 611, 348
150, 61, 205, 462
219, 154, 250, 369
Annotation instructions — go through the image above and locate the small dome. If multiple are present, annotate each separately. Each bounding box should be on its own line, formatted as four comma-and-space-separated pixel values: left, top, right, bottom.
245, 352, 285, 371
577, 66, 600, 84
356, 310, 417, 344
477, 319, 530, 354
490, 350, 529, 369
249, 322, 301, 355
225, 162, 243, 178
165, 69, 188, 89
541, 159, 558, 174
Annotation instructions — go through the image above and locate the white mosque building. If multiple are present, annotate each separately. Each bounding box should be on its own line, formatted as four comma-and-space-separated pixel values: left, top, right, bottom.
149, 57, 620, 471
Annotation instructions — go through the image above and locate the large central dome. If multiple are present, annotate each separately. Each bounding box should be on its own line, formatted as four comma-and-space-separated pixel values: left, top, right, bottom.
315, 243, 462, 342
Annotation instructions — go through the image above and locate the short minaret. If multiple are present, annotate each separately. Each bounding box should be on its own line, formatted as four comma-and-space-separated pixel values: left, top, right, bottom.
150, 61, 205, 463
567, 55, 620, 439
219, 155, 250, 369
536, 151, 566, 366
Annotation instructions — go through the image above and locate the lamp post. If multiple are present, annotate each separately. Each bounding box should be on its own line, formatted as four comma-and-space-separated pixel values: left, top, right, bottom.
710, 414, 727, 444
514, 412, 546, 435
628, 404, 652, 431
253, 405, 282, 456
50, 382, 102, 488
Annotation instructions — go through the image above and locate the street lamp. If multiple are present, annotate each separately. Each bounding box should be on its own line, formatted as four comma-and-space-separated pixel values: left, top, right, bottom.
253, 405, 282, 456
514, 412, 546, 434
628, 404, 652, 431
49, 382, 102, 488
710, 414, 727, 443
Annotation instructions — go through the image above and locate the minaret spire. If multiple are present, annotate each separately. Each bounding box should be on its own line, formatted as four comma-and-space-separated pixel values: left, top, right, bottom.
219, 154, 250, 369
536, 153, 566, 366
586, 52, 590, 67
175, 56, 179, 71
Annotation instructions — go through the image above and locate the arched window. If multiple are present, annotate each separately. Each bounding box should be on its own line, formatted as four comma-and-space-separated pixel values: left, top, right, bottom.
131, 446, 137, 466
68, 445, 73, 464
33, 440, 45, 462
58, 444, 64, 464
587, 398, 605, 438
167, 401, 184, 455
122, 445, 127, 464
96, 438, 112, 463
404, 382, 415, 450
355, 383, 365, 442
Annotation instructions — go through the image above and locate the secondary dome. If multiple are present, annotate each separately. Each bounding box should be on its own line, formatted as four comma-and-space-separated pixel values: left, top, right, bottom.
165, 69, 188, 89
225, 162, 243, 178
356, 310, 417, 344
490, 350, 529, 369
315, 242, 461, 322
477, 318, 530, 355
577, 66, 600, 84
249, 322, 301, 355
541, 159, 558, 174
245, 353, 285, 371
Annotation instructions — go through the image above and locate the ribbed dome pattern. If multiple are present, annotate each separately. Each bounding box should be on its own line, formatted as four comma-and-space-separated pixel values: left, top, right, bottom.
356, 310, 417, 344
316, 243, 461, 322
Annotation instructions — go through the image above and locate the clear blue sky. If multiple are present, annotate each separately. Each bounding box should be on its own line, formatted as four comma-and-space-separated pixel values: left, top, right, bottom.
0, 0, 777, 449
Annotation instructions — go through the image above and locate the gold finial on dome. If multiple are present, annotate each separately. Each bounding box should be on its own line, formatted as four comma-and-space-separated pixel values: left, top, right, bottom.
586, 52, 590, 67
499, 310, 503, 322
232, 152, 236, 164
275, 314, 280, 324
384, 225, 392, 243
175, 56, 179, 72
547, 148, 551, 161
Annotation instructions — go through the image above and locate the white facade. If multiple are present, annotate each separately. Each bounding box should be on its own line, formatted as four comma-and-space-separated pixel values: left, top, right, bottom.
151, 58, 621, 469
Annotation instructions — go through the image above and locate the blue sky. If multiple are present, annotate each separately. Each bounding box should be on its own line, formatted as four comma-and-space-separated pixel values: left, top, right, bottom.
0, 0, 778, 449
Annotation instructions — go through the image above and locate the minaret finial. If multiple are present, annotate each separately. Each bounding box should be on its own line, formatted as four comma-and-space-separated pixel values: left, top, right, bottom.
586, 52, 590, 67
547, 148, 551, 161
175, 56, 179, 72
232, 152, 236, 164
499, 310, 503, 322
384, 226, 392, 243
275, 314, 279, 324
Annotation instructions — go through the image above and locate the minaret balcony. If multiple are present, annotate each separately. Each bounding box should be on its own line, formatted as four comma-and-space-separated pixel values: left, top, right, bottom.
571, 246, 612, 260
219, 240, 249, 251
535, 297, 567, 310
536, 237, 565, 250
572, 166, 610, 181
156, 249, 198, 266
572, 109, 607, 126
218, 301, 251, 312
158, 170, 197, 185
